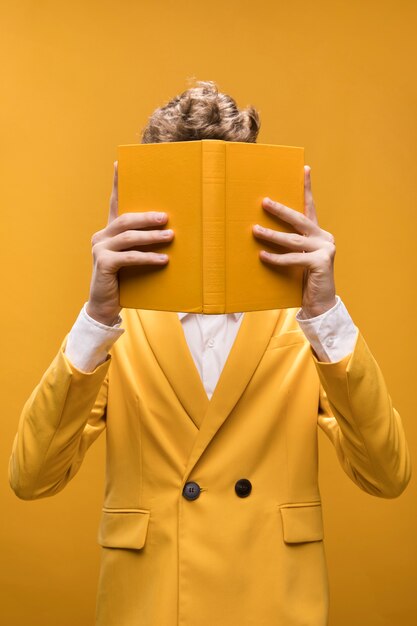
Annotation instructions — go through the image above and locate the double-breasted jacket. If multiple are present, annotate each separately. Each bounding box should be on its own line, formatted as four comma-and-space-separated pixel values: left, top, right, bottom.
9, 307, 411, 625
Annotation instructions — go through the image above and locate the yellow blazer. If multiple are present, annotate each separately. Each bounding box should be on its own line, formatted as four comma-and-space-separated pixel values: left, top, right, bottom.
9, 308, 411, 626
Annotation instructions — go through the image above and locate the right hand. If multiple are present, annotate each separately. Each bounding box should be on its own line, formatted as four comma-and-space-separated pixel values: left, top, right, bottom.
86, 162, 174, 326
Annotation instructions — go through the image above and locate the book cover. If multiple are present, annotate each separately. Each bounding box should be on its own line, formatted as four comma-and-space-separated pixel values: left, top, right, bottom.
117, 140, 304, 313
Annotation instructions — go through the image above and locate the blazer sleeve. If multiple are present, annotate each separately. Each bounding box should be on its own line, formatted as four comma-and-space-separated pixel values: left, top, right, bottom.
9, 339, 110, 500
316, 331, 411, 498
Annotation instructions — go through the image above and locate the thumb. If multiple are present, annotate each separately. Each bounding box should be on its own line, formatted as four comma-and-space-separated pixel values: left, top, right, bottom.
304, 165, 319, 225
108, 161, 118, 224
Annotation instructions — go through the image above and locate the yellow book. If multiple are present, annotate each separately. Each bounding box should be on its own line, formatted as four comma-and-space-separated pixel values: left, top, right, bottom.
118, 140, 304, 313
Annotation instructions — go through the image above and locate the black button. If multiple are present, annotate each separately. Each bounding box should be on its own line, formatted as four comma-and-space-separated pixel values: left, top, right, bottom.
235, 478, 252, 498
183, 481, 201, 500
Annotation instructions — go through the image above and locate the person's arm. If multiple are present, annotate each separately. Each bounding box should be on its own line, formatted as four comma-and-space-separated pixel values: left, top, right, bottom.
9, 338, 110, 500
85, 161, 174, 326
296, 295, 358, 362
297, 297, 410, 498
9, 162, 175, 500
315, 333, 411, 498
253, 165, 411, 498
65, 303, 124, 372
9, 305, 125, 500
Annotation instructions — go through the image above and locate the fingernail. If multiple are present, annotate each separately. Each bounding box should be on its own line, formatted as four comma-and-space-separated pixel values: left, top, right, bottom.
162, 229, 173, 237
254, 224, 265, 233
159, 254, 168, 261
156, 213, 167, 222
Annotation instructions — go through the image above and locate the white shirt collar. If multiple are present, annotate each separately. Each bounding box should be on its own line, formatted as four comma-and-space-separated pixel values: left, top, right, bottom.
177, 312, 243, 321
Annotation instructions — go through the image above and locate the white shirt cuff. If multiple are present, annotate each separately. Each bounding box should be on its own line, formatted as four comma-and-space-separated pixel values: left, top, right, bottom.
64, 304, 125, 373
295, 296, 358, 362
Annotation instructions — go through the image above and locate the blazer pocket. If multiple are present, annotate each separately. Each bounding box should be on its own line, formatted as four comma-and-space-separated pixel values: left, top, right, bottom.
98, 508, 150, 550
279, 502, 324, 544
268, 331, 306, 350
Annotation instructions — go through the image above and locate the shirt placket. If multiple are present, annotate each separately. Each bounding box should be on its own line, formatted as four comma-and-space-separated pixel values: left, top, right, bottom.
199, 315, 224, 399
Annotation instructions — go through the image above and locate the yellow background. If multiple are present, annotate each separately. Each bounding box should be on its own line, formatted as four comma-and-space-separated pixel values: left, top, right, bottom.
1, 1, 416, 624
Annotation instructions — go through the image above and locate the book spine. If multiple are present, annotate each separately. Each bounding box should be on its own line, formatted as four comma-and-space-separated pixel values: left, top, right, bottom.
201, 141, 226, 313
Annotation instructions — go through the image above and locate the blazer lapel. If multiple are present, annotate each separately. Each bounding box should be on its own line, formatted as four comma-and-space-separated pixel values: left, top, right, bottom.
137, 310, 209, 429
182, 309, 282, 481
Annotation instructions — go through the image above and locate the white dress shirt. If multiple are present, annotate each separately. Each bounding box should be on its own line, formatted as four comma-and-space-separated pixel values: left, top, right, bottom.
65, 297, 358, 400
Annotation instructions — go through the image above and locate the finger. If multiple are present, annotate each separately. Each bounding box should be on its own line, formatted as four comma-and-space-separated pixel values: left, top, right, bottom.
105, 211, 169, 237
108, 249, 169, 271
259, 249, 332, 269
304, 165, 319, 225
104, 228, 174, 252
262, 197, 320, 236
108, 161, 119, 225
253, 225, 321, 252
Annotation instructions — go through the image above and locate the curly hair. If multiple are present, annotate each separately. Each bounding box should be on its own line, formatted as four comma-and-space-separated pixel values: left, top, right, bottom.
140, 80, 260, 144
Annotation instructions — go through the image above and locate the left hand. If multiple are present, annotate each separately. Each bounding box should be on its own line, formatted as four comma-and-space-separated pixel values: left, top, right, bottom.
252, 165, 336, 318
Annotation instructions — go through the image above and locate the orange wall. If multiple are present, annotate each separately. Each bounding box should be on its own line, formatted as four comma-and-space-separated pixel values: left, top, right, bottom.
1, 1, 416, 624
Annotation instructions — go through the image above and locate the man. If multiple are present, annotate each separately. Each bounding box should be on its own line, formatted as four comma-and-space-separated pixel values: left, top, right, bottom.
9, 81, 411, 626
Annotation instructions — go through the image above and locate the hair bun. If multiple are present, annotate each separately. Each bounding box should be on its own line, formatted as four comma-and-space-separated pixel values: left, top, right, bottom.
141, 80, 260, 144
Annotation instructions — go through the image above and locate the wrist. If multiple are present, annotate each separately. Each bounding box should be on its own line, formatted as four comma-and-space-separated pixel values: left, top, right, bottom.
300, 297, 337, 320
86, 301, 122, 327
